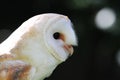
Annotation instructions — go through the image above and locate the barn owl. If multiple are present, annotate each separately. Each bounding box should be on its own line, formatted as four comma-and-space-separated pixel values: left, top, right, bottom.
0, 13, 77, 80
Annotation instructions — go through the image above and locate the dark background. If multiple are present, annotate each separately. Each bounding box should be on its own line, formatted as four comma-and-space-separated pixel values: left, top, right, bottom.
0, 0, 120, 80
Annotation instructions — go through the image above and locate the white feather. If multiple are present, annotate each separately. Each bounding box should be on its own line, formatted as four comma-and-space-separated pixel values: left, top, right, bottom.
0, 13, 78, 80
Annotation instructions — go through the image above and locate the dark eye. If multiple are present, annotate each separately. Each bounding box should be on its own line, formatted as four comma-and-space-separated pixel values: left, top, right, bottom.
53, 32, 60, 39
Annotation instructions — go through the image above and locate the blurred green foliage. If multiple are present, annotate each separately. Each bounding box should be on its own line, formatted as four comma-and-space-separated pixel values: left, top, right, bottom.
67, 0, 105, 9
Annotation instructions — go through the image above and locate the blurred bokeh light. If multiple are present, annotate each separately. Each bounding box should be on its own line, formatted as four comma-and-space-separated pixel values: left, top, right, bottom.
95, 8, 116, 30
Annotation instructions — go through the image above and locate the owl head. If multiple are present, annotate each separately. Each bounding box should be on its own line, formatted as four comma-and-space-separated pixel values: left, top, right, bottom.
33, 13, 78, 61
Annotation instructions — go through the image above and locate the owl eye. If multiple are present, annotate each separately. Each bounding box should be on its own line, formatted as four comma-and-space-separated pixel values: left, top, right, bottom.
53, 32, 60, 39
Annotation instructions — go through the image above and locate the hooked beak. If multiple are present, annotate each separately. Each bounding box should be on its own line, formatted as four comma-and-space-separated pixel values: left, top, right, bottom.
63, 44, 74, 56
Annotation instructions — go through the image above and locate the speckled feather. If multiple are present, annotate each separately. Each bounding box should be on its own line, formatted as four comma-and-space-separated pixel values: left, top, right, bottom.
0, 54, 33, 80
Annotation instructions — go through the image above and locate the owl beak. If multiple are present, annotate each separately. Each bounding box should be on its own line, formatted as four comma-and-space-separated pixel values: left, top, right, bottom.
63, 45, 74, 56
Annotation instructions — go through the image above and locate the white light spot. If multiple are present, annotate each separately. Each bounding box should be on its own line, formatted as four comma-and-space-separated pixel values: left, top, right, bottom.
95, 8, 116, 30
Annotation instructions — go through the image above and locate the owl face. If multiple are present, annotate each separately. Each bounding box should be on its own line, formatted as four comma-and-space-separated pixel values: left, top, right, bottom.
35, 14, 78, 62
